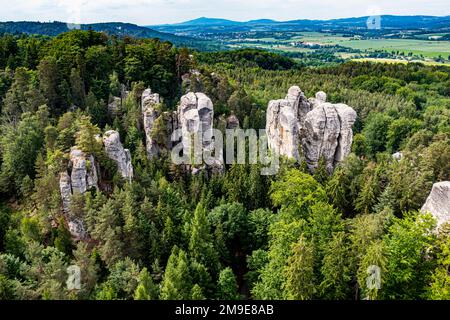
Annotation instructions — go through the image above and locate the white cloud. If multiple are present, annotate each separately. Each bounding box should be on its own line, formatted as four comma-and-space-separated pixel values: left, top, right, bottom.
1, 0, 449, 25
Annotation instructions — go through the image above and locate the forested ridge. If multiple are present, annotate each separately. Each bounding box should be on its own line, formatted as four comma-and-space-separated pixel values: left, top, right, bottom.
0, 30, 449, 300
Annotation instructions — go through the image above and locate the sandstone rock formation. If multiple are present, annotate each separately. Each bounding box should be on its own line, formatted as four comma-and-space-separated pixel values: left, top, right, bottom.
178, 92, 223, 173
266, 86, 312, 161
103, 130, 134, 181
392, 152, 403, 161
309, 91, 327, 108
178, 92, 214, 148
332, 103, 358, 164
59, 147, 99, 240
142, 88, 179, 159
421, 181, 450, 229
141, 88, 223, 174
59, 172, 72, 216
70, 147, 99, 194
266, 86, 357, 173
142, 88, 162, 159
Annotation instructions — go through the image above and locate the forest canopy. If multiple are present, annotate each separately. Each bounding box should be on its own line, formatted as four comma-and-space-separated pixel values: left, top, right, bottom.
0, 30, 449, 301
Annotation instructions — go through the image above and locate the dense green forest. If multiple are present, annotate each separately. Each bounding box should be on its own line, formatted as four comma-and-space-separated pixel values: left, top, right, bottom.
0, 21, 221, 51
0, 30, 449, 300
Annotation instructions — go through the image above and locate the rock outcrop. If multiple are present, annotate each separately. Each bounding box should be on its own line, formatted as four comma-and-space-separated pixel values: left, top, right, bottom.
178, 92, 223, 173
59, 147, 99, 240
130, 90, 224, 174
142, 88, 163, 159
421, 182, 450, 229
178, 92, 214, 151
103, 130, 134, 181
266, 86, 357, 173
59, 172, 72, 216
142, 89, 179, 159
266, 86, 312, 161
70, 147, 99, 194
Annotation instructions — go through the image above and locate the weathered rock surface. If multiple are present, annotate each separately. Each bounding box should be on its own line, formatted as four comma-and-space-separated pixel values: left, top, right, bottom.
421, 181, 450, 228
266, 86, 312, 161
333, 104, 358, 164
142, 89, 180, 159
303, 102, 341, 172
103, 130, 134, 181
67, 219, 88, 241
266, 99, 301, 160
267, 86, 357, 172
178, 92, 214, 155
142, 88, 162, 158
70, 147, 99, 194
309, 91, 327, 108
392, 152, 403, 161
59, 172, 72, 215
140, 89, 223, 173
59, 148, 99, 240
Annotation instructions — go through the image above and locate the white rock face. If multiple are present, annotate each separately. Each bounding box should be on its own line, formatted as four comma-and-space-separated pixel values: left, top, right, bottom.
178, 92, 214, 155
333, 104, 358, 164
103, 130, 134, 181
266, 87, 357, 173
177, 92, 223, 173
266, 86, 311, 162
70, 147, 98, 194
60, 172, 87, 240
392, 152, 403, 161
309, 91, 328, 108
303, 102, 341, 172
67, 219, 88, 241
266, 99, 301, 160
421, 182, 450, 229
59, 172, 72, 215
142, 88, 162, 159
59, 148, 99, 240
141, 89, 223, 173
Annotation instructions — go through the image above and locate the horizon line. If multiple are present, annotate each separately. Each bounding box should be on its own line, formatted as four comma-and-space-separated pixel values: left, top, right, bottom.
1, 13, 450, 27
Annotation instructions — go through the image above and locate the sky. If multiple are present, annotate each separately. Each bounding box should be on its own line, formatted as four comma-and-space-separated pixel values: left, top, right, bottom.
1, 0, 449, 25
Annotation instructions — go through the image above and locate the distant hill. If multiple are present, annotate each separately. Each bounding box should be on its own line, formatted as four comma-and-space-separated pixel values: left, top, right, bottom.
152, 15, 450, 34
176, 17, 242, 26
0, 21, 221, 50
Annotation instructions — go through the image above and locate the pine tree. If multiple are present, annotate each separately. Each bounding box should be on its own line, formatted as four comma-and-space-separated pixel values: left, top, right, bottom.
134, 268, 159, 300
189, 202, 217, 269
217, 267, 240, 300
319, 232, 351, 299
191, 284, 205, 300
38, 57, 61, 114
72, 242, 98, 299
357, 240, 386, 300
284, 236, 316, 300
70, 68, 86, 108
75, 115, 102, 156
160, 247, 192, 300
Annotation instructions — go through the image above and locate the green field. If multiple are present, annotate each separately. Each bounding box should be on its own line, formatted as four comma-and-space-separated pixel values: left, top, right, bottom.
232, 32, 450, 60
352, 57, 450, 66
338, 39, 450, 58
